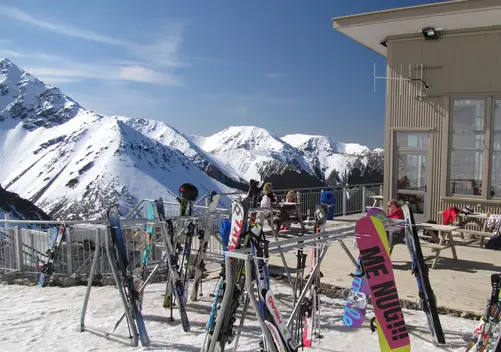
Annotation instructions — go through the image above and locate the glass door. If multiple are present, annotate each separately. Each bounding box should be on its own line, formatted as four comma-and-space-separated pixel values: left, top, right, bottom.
394, 132, 429, 221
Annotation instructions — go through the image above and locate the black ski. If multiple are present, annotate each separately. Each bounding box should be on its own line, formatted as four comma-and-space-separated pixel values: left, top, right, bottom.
402, 204, 445, 344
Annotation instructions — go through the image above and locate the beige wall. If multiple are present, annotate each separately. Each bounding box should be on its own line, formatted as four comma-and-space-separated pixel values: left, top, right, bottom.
384, 29, 501, 221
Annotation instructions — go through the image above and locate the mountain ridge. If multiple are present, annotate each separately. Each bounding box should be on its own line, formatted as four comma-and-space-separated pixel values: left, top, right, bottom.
0, 57, 384, 219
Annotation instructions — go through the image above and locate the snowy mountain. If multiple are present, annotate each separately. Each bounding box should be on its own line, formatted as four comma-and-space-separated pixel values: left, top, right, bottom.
0, 58, 235, 220
118, 117, 248, 190
0, 57, 384, 221
282, 134, 384, 185
193, 126, 324, 189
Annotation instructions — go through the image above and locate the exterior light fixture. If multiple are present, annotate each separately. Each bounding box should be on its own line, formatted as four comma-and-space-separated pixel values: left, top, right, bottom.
421, 27, 439, 40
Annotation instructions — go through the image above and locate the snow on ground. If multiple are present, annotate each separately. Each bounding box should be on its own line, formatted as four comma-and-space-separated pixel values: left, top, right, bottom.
0, 279, 477, 352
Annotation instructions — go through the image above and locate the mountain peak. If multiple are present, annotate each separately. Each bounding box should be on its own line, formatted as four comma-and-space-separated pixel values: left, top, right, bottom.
0, 58, 81, 131
282, 133, 370, 155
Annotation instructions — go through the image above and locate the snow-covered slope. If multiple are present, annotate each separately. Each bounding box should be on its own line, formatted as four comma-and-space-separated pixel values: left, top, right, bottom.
118, 117, 248, 190
282, 134, 384, 184
1, 113, 235, 220
0, 59, 235, 220
194, 126, 324, 188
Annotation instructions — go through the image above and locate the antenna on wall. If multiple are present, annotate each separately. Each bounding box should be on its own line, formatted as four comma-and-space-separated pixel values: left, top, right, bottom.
373, 61, 430, 100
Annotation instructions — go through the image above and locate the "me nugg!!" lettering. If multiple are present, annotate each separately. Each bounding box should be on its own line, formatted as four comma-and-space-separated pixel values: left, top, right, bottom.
360, 245, 409, 342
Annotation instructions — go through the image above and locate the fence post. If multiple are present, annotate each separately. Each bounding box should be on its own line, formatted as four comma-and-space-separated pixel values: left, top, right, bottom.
342, 187, 347, 216
362, 186, 366, 214
379, 184, 383, 196
15, 226, 23, 272
66, 226, 73, 277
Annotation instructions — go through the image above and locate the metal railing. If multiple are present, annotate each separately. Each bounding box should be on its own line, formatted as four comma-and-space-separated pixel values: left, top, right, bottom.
273, 183, 384, 219
0, 183, 383, 278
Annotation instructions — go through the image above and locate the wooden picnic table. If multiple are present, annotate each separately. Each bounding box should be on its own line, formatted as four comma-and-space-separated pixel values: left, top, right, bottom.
437, 211, 495, 247
416, 223, 459, 269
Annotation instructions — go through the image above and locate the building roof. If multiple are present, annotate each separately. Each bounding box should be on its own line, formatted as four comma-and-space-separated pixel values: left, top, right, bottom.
332, 0, 501, 57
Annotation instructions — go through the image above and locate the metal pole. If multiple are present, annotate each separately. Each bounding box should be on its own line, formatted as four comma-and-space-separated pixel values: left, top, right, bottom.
80, 227, 101, 331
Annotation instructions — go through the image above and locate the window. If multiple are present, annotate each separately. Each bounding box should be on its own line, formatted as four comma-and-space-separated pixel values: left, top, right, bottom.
449, 99, 485, 196
492, 100, 501, 198
449, 97, 501, 199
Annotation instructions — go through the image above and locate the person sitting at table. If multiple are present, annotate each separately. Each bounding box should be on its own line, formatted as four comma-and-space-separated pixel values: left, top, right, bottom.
280, 191, 297, 230
387, 199, 404, 220
260, 182, 277, 208
387, 199, 405, 245
285, 191, 296, 203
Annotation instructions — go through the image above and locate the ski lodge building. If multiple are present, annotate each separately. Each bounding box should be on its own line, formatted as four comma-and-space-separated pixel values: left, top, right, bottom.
333, 0, 501, 222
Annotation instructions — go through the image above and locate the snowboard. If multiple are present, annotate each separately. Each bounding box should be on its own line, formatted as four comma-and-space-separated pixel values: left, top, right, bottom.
38, 224, 66, 287
107, 207, 151, 346
368, 207, 387, 220
355, 215, 410, 352
401, 204, 445, 345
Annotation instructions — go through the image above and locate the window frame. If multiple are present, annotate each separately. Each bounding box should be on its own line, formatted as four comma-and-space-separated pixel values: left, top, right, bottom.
491, 97, 501, 199
447, 95, 501, 199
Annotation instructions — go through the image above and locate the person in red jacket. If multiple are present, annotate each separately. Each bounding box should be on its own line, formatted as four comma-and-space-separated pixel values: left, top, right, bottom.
387, 199, 405, 220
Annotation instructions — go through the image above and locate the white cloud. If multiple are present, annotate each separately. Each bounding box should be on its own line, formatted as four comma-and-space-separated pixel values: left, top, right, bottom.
118, 66, 181, 85
266, 72, 287, 79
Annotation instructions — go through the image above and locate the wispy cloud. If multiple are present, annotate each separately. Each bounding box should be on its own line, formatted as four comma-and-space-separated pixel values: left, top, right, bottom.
0, 5, 129, 46
0, 48, 25, 58
266, 72, 287, 79
0, 5, 188, 83
22, 54, 181, 86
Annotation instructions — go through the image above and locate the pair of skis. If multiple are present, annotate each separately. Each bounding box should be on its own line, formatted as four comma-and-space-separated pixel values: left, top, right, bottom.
107, 208, 151, 346
202, 196, 251, 352
250, 216, 299, 352
191, 191, 221, 301
38, 224, 67, 287
401, 204, 445, 345
155, 198, 191, 332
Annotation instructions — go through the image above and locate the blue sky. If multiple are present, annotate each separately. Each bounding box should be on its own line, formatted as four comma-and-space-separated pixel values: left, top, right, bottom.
0, 0, 444, 148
